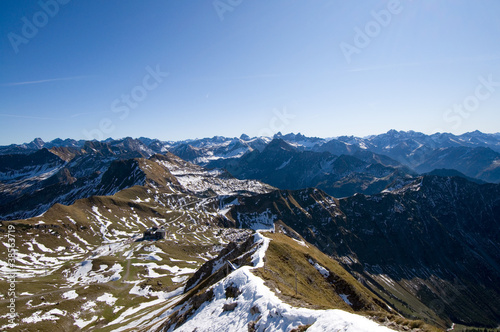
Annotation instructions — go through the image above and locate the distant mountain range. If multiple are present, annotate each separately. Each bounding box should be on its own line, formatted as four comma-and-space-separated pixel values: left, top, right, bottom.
4, 130, 500, 161
207, 138, 416, 198
3, 130, 500, 179
1, 131, 499, 221
1, 131, 500, 330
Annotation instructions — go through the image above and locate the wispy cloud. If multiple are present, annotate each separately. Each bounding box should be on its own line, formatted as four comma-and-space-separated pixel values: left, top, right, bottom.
0, 111, 98, 120
69, 112, 97, 118
1, 75, 91, 87
0, 113, 59, 120
0, 112, 99, 120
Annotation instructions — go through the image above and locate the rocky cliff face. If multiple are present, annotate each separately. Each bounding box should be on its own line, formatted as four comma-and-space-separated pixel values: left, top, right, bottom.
226, 176, 500, 327
208, 138, 414, 198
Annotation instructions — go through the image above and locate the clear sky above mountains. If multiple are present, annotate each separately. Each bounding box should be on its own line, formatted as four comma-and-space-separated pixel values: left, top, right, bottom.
1, 0, 500, 145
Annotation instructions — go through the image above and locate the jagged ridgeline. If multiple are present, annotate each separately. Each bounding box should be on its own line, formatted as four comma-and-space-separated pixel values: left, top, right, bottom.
0, 134, 499, 331
2, 132, 500, 221
227, 180, 500, 328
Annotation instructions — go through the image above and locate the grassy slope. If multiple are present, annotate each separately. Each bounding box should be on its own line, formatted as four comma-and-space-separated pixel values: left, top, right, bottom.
254, 232, 442, 332
0, 180, 246, 331
157, 228, 442, 332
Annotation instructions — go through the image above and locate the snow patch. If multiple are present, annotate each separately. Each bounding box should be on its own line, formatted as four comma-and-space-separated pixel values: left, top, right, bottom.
339, 294, 353, 306
74, 315, 98, 328
96, 293, 118, 306
62, 290, 79, 300
22, 309, 66, 324
308, 258, 329, 278
276, 157, 292, 170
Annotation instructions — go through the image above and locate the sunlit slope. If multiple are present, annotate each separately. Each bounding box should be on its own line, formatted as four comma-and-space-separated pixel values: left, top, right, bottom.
0, 154, 273, 331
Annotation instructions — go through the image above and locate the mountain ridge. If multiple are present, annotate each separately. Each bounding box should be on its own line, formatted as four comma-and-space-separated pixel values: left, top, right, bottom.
1, 132, 500, 331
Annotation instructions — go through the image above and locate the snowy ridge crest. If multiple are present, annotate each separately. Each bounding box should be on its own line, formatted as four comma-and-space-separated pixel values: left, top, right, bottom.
158, 232, 394, 332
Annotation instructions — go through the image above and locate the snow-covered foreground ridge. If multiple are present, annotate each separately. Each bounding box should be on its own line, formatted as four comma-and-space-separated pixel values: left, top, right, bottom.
165, 232, 394, 332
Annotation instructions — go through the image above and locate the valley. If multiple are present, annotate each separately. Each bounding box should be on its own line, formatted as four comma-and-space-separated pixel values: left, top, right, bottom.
0, 131, 499, 331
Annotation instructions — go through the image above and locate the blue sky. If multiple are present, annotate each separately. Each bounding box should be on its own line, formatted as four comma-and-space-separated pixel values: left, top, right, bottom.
1, 0, 500, 145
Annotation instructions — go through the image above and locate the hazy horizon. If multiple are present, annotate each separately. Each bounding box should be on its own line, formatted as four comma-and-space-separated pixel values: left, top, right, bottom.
4, 128, 500, 147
